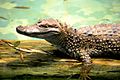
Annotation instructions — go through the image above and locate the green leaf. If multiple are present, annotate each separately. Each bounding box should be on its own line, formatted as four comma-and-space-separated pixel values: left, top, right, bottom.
13, 41, 20, 47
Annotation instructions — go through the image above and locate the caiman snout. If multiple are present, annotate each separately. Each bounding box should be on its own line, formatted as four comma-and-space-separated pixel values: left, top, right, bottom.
16, 25, 26, 34
17, 25, 25, 30
16, 19, 61, 38
16, 25, 41, 34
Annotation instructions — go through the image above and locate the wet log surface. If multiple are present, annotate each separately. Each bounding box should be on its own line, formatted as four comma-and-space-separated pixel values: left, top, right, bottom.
0, 40, 120, 80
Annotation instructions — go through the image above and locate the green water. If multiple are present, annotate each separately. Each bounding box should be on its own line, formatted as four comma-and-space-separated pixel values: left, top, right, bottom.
0, 0, 120, 40
0, 1, 120, 79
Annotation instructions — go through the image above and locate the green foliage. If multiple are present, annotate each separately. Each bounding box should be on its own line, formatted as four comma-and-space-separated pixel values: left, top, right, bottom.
13, 41, 20, 47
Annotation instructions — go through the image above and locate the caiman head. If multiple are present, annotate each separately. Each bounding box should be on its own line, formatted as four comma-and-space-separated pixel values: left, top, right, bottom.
16, 19, 64, 39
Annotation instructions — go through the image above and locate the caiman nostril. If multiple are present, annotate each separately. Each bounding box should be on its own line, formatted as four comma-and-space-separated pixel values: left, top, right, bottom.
16, 25, 26, 34
17, 25, 27, 31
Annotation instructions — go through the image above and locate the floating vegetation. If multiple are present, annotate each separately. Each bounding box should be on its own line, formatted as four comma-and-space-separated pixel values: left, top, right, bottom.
14, 6, 30, 9
20, 52, 24, 62
0, 16, 8, 20
10, 1, 15, 3
0, 40, 48, 62
13, 41, 20, 47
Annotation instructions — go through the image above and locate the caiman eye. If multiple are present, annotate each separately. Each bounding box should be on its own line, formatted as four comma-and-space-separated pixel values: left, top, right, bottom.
37, 21, 41, 23
40, 25, 48, 28
49, 25, 54, 27
48, 25, 58, 28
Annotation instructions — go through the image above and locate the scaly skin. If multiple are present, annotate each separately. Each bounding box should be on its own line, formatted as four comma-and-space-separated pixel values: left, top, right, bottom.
16, 19, 120, 80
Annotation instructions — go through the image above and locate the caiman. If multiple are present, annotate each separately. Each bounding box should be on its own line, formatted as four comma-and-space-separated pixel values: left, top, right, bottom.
16, 18, 120, 80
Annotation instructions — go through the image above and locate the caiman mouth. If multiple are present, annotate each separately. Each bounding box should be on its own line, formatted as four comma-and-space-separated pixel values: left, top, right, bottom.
16, 25, 59, 38
17, 28, 58, 35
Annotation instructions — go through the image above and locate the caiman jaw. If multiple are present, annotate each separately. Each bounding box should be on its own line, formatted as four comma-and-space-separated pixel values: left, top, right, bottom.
16, 25, 60, 38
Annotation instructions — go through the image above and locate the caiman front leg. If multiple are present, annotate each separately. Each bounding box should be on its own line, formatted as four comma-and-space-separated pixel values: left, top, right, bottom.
67, 49, 93, 80
78, 50, 92, 80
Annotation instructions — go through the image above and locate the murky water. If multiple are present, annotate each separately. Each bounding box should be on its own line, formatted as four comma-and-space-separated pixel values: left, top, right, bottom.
0, 0, 120, 79
0, 0, 120, 40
